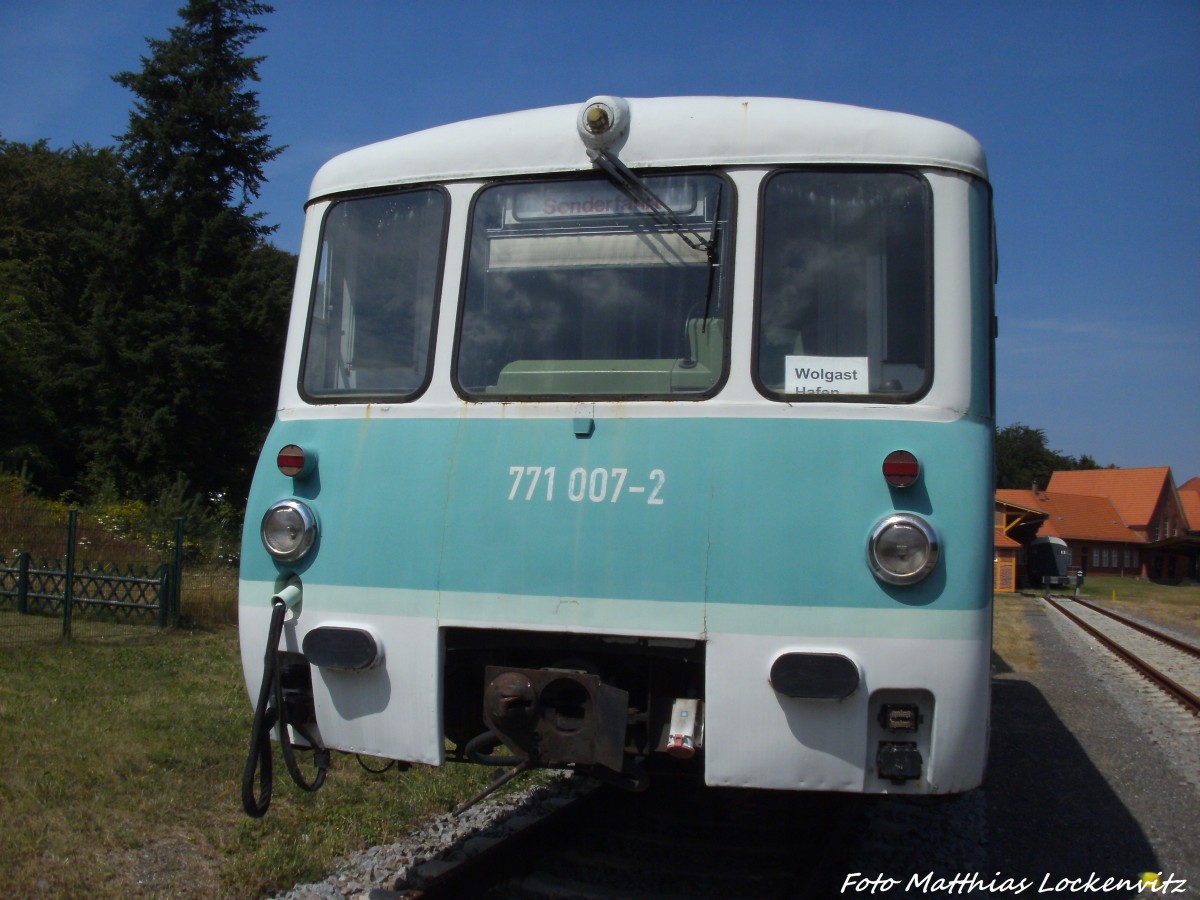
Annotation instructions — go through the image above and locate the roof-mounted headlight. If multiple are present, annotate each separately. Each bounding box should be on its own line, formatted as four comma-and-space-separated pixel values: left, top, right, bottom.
868, 514, 939, 585
577, 95, 630, 150
261, 499, 318, 563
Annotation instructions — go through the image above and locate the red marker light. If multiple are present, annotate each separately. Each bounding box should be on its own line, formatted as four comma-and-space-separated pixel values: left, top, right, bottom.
882, 450, 920, 488
277, 445, 308, 478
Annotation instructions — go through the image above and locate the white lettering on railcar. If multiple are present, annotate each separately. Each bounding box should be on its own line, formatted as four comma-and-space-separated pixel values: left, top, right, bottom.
507, 466, 664, 505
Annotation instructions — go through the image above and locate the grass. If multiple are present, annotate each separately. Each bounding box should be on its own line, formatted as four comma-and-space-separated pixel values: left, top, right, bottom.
179, 566, 240, 626
1075, 574, 1200, 637
992, 593, 1040, 673
0, 628, 500, 899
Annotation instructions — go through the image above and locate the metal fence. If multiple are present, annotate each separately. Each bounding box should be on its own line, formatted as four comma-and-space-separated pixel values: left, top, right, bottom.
1, 503, 238, 645
4, 552, 171, 622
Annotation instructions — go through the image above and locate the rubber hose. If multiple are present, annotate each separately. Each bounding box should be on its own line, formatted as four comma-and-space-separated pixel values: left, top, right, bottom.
241, 600, 286, 817
464, 730, 525, 767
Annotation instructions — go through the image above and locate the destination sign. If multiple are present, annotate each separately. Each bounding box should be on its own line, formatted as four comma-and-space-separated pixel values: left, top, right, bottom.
512, 182, 698, 221
785, 355, 869, 394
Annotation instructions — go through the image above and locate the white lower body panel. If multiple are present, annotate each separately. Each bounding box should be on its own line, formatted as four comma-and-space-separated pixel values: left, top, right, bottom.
239, 583, 989, 793
703, 632, 989, 793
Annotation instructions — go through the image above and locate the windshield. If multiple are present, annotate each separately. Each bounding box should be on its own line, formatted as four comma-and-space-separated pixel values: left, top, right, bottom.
301, 189, 446, 401
454, 173, 730, 399
755, 170, 931, 401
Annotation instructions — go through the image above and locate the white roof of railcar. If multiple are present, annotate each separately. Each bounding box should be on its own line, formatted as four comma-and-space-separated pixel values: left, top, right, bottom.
309, 96, 987, 201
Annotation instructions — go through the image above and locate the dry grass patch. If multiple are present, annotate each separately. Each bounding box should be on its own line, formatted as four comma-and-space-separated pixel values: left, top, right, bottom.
1077, 575, 1200, 640
992, 593, 1039, 673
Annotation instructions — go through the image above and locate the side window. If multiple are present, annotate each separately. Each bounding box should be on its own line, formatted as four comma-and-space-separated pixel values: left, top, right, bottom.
755, 171, 931, 401
301, 189, 447, 401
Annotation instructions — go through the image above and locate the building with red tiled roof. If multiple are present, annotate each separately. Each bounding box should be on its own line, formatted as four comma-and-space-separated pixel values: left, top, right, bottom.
988, 501, 1046, 592
996, 467, 1199, 585
997, 488, 1140, 542
1179, 478, 1200, 537
1047, 467, 1185, 543
993, 498, 1047, 592
996, 487, 1146, 580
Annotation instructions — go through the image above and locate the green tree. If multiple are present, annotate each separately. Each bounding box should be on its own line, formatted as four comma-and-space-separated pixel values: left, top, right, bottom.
113, 0, 281, 229
0, 139, 139, 494
0, 258, 57, 482
994, 423, 1101, 490
105, 0, 291, 502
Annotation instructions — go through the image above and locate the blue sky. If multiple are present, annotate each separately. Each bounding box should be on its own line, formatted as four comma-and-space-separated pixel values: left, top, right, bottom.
2, 1, 1197, 482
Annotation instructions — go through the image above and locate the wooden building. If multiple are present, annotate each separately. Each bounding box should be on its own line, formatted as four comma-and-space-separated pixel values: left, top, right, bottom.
996, 467, 1199, 585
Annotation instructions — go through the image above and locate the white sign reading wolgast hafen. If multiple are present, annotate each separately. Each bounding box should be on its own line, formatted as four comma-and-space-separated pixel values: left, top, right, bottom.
785, 356, 869, 395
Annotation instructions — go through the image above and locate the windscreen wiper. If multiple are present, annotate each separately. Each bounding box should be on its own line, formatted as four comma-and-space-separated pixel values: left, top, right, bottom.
586, 147, 717, 260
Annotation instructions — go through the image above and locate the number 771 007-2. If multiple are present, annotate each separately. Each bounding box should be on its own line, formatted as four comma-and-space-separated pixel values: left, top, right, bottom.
507, 466, 665, 505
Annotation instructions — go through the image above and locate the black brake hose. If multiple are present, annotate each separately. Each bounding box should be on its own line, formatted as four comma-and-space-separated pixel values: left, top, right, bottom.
464, 730, 525, 767
278, 716, 329, 794
241, 599, 329, 817
242, 600, 286, 817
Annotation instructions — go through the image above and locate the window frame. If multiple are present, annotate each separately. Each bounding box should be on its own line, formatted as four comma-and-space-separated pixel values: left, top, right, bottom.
298, 185, 451, 405
751, 166, 935, 404
450, 170, 736, 403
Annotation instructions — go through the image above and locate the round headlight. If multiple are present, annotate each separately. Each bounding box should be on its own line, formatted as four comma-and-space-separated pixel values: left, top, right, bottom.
868, 514, 939, 585
576, 95, 630, 149
261, 500, 318, 563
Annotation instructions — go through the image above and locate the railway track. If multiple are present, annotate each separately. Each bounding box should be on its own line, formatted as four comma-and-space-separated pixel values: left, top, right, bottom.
1044, 596, 1200, 716
392, 776, 868, 899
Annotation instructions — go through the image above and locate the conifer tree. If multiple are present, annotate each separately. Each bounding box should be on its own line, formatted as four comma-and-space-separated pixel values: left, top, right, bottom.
106, 0, 291, 503
114, 0, 281, 231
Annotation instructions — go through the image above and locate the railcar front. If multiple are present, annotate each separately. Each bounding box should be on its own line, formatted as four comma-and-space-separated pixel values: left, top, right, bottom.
239, 96, 996, 813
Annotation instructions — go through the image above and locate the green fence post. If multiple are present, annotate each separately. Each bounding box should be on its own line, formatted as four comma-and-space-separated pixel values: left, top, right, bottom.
158, 565, 169, 629
17, 550, 30, 614
173, 517, 184, 626
62, 509, 77, 639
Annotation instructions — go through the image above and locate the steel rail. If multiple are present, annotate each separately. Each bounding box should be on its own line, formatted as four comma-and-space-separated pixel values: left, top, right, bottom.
396, 780, 603, 899
396, 776, 865, 898
1045, 597, 1200, 716
1072, 598, 1200, 660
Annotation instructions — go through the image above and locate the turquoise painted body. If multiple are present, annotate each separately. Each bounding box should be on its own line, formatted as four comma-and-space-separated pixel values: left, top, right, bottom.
241, 413, 993, 629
